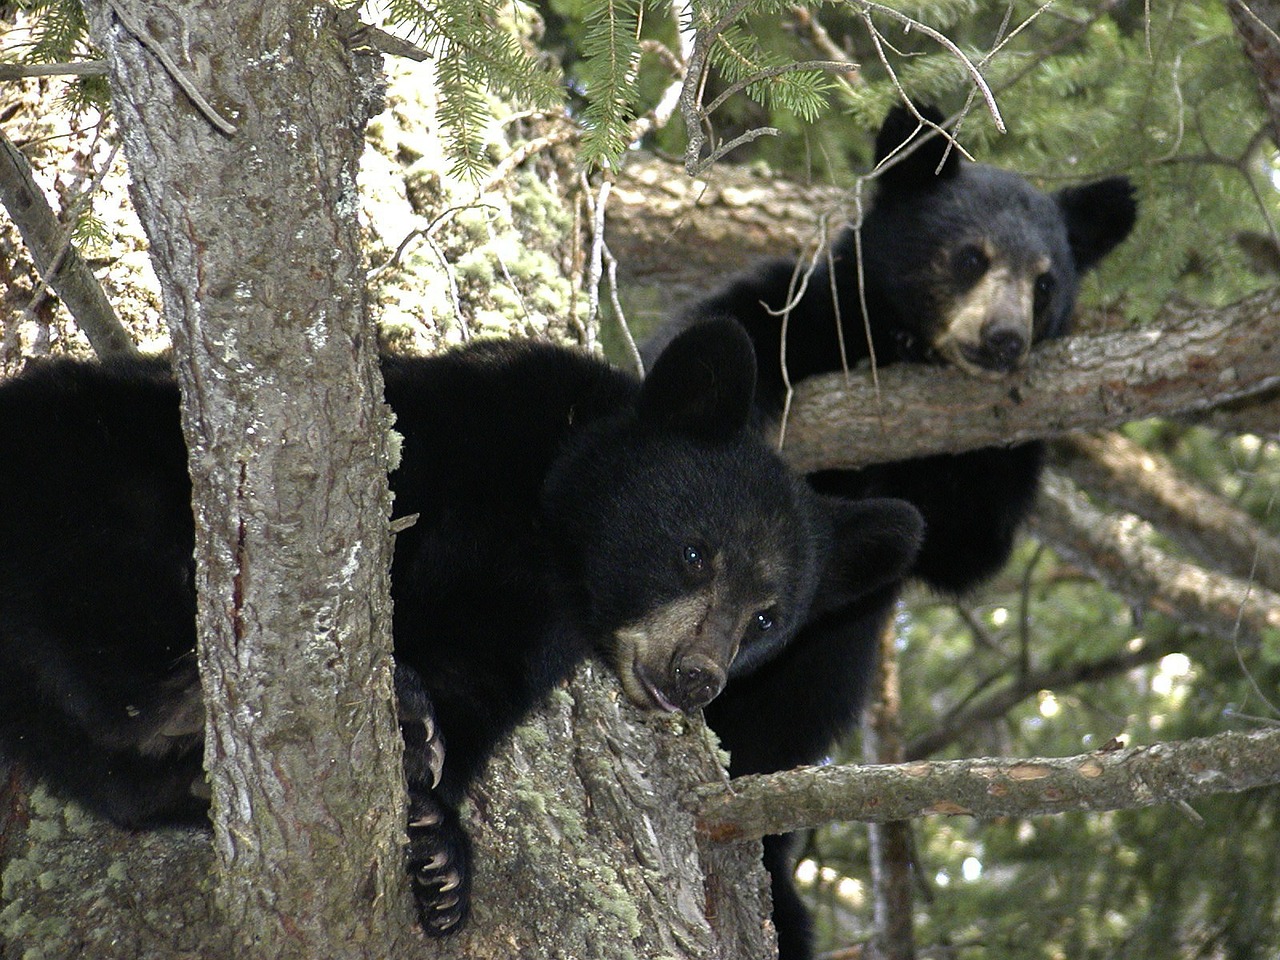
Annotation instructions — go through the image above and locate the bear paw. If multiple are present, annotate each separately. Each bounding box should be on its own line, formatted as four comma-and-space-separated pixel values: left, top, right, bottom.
406, 794, 472, 936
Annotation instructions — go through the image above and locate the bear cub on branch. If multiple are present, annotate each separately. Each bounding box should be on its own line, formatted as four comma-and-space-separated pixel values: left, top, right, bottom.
646, 105, 1137, 960
0, 320, 923, 937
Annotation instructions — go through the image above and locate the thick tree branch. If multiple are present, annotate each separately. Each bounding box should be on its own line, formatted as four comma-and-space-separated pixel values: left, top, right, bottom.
1050, 431, 1280, 594
1028, 472, 1280, 644
0, 127, 136, 357
693, 728, 1280, 841
778, 286, 1280, 472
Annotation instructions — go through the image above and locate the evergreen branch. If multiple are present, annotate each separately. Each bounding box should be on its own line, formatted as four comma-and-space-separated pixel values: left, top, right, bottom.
578, 0, 643, 166
692, 728, 1280, 841
700, 58, 844, 119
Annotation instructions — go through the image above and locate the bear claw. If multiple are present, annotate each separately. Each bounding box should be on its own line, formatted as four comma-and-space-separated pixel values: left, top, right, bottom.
406, 792, 472, 936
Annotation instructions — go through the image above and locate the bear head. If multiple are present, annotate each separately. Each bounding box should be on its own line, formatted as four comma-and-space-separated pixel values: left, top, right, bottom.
542, 320, 923, 713
858, 104, 1138, 377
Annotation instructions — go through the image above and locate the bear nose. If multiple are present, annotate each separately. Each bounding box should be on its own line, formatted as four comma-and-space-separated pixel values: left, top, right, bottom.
671, 655, 727, 711
979, 327, 1027, 372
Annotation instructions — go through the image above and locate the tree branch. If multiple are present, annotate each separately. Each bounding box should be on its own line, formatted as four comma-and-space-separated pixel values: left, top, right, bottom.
904, 633, 1187, 761
778, 285, 1280, 472
1189, 384, 1280, 436
1028, 472, 1280, 644
693, 728, 1280, 841
0, 61, 109, 79
0, 128, 136, 357
1050, 431, 1280, 594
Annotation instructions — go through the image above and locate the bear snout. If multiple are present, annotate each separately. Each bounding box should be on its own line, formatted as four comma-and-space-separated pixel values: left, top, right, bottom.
669, 653, 727, 711
974, 324, 1027, 372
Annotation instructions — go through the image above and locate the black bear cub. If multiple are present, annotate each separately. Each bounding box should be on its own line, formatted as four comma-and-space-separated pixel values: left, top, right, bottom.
0, 320, 923, 936
646, 106, 1137, 959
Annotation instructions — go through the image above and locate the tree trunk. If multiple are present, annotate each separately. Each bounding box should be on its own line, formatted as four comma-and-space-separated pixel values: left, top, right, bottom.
862, 619, 915, 960
82, 3, 410, 956
1, 13, 778, 958
430, 661, 776, 960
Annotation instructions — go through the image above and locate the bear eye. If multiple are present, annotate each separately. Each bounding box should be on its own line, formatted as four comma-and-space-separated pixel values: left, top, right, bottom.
1033, 272, 1056, 314
683, 545, 705, 572
753, 609, 775, 632
952, 245, 989, 284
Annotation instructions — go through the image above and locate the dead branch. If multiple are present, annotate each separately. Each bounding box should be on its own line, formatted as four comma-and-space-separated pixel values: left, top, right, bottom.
693, 727, 1280, 841
904, 634, 1187, 761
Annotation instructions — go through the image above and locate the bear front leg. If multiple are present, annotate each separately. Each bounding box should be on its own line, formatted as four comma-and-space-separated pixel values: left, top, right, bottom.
395, 662, 472, 936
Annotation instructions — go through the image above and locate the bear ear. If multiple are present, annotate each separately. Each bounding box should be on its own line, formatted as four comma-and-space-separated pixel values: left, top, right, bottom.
811, 496, 925, 617
1055, 176, 1138, 273
873, 103, 961, 188
638, 318, 756, 440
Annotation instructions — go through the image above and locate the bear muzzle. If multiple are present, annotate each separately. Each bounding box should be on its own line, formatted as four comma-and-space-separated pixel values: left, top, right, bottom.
960, 323, 1027, 374
612, 596, 743, 713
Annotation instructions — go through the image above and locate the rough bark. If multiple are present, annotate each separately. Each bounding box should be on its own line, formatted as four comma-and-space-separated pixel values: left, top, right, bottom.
0, 785, 224, 958
3, 15, 772, 959
430, 661, 776, 960
1029, 472, 1280, 645
1050, 431, 1280, 594
606, 155, 851, 319
81, 3, 410, 957
2, 663, 776, 960
693, 728, 1280, 840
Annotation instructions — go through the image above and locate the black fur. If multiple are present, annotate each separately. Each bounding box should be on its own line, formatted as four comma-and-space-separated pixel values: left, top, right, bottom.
646, 105, 1137, 959
0, 320, 923, 936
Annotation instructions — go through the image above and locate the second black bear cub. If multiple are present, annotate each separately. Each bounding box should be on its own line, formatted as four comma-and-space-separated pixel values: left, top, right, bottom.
0, 320, 923, 937
646, 106, 1137, 960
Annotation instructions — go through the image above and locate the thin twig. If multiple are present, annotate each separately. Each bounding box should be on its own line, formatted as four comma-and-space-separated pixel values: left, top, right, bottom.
584, 175, 611, 349
857, 0, 1005, 132
480, 123, 578, 195
603, 240, 643, 375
